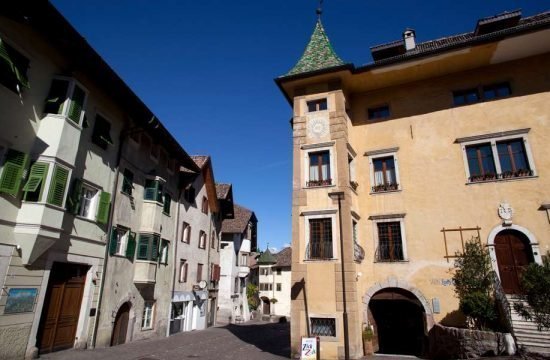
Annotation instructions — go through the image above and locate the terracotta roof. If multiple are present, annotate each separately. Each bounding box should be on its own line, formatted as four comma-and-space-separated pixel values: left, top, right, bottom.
284, 19, 345, 77
215, 183, 231, 199
275, 247, 291, 267
190, 155, 210, 169
257, 249, 277, 265
221, 204, 254, 234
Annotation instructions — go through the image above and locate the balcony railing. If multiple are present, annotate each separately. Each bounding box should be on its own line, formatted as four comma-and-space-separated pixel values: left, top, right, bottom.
375, 243, 405, 262
469, 169, 533, 183
371, 183, 399, 193
306, 241, 333, 260
307, 179, 332, 187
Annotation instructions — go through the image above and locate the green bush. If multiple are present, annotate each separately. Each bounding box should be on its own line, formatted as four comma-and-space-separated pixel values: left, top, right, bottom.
246, 283, 259, 310
513, 253, 550, 331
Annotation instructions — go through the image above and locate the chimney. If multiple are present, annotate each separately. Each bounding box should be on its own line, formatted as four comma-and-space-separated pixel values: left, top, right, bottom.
403, 28, 416, 51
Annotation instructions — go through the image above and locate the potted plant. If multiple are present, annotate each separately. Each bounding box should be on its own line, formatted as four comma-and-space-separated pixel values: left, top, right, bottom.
362, 324, 374, 355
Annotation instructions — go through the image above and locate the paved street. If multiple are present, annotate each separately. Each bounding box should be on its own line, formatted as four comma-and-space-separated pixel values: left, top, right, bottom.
41, 320, 290, 360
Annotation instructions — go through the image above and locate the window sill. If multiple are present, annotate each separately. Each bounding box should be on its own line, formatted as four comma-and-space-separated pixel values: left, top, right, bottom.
111, 254, 129, 259
44, 113, 83, 131
135, 259, 158, 265
141, 327, 154, 332
75, 215, 98, 224
370, 189, 402, 195
304, 258, 338, 262
143, 199, 163, 206
21, 201, 66, 212
162, 212, 171, 217
374, 259, 409, 264
303, 184, 336, 190
120, 191, 134, 199
466, 175, 537, 185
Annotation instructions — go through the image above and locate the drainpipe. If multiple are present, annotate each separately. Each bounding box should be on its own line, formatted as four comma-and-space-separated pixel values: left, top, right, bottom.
90, 126, 128, 348
167, 186, 184, 337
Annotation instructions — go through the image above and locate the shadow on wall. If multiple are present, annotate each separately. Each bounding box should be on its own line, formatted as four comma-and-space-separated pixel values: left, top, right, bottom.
439, 310, 468, 328
222, 322, 290, 358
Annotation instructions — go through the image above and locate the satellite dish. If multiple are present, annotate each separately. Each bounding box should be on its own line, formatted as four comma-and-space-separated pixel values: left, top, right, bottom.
198, 280, 207, 289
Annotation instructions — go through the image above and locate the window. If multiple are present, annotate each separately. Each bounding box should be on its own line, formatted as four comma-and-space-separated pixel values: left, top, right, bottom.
121, 169, 134, 196
197, 263, 203, 282
311, 318, 336, 337
179, 260, 188, 282
159, 240, 169, 265
348, 154, 357, 190
307, 151, 331, 187
109, 227, 136, 259
372, 156, 398, 192
461, 134, 534, 183
78, 184, 99, 220
184, 185, 195, 203
453, 82, 512, 105
240, 254, 247, 266
137, 234, 160, 261
91, 115, 113, 150
308, 218, 333, 259
376, 222, 404, 262
163, 193, 171, 215
181, 222, 191, 243
368, 105, 390, 120
307, 98, 327, 112
453, 88, 479, 106
47, 164, 69, 207
144, 178, 163, 202
198, 231, 207, 249
66, 179, 111, 224
276, 268, 281, 275
0, 38, 29, 93
142, 301, 155, 330
276, 283, 282, 291
211, 230, 216, 249
0, 149, 29, 196
201, 196, 208, 214
211, 264, 221, 282
44, 78, 87, 124
483, 82, 511, 100
22, 161, 49, 202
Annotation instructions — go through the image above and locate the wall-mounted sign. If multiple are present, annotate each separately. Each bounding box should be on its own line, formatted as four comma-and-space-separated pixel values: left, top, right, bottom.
4, 288, 38, 314
301, 337, 318, 360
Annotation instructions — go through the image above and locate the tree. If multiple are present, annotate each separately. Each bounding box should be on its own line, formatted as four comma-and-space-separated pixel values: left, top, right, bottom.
246, 283, 259, 310
513, 253, 550, 331
452, 239, 497, 330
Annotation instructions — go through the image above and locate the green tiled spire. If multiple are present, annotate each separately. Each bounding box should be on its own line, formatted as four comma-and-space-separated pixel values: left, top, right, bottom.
284, 20, 344, 77
257, 249, 277, 265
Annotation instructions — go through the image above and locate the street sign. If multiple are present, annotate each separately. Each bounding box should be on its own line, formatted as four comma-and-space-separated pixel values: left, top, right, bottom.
301, 337, 318, 360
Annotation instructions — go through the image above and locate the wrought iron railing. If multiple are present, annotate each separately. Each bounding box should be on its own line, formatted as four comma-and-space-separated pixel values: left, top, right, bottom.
306, 241, 333, 260
307, 179, 332, 187
371, 183, 399, 193
491, 270, 514, 335
469, 169, 533, 183
354, 241, 365, 263
375, 243, 405, 262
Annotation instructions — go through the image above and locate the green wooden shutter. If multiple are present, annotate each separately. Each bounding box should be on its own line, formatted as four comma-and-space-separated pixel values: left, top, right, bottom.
44, 79, 69, 114
126, 231, 136, 260
109, 227, 118, 256
23, 162, 49, 201
66, 178, 83, 214
163, 193, 171, 214
137, 234, 150, 260
67, 84, 85, 124
122, 169, 133, 195
0, 149, 29, 196
151, 235, 160, 261
156, 181, 163, 202
96, 191, 111, 224
47, 165, 69, 207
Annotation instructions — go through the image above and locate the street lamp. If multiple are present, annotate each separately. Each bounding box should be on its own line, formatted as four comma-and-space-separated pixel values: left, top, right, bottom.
328, 191, 349, 360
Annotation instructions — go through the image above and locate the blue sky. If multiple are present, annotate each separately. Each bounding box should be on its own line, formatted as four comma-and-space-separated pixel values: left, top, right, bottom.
51, 0, 547, 252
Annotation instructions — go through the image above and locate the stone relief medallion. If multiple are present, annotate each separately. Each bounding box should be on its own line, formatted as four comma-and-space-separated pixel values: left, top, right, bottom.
307, 115, 329, 139
498, 202, 513, 224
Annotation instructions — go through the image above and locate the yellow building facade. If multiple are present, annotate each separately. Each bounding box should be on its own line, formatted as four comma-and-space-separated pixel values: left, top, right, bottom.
277, 10, 550, 359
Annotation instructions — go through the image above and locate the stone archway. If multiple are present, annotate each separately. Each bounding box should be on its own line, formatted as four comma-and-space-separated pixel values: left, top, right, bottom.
363, 278, 433, 356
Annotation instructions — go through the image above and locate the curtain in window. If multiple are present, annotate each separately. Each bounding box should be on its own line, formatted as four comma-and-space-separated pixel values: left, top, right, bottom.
321, 153, 330, 181
309, 155, 319, 181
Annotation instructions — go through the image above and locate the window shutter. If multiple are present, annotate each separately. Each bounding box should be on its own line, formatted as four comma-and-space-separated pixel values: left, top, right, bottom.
67, 84, 85, 124
96, 191, 111, 224
109, 227, 118, 256
126, 231, 136, 260
163, 193, 171, 214
0, 38, 29, 89
44, 79, 69, 115
0, 149, 29, 196
23, 162, 49, 195
137, 234, 150, 260
66, 178, 83, 214
151, 235, 160, 261
47, 165, 69, 206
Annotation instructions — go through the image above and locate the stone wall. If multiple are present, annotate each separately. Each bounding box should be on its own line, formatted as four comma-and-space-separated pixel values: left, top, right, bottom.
428, 324, 515, 359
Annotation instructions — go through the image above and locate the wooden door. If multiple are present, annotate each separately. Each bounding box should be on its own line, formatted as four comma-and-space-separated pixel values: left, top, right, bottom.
38, 263, 88, 354
111, 302, 130, 346
495, 231, 533, 294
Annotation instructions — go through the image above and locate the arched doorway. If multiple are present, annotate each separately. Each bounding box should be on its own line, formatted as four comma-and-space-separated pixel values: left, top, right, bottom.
111, 302, 130, 346
494, 230, 534, 294
261, 297, 270, 315
368, 288, 426, 356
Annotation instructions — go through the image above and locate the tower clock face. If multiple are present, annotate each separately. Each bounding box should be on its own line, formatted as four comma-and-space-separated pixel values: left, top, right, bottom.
307, 116, 329, 139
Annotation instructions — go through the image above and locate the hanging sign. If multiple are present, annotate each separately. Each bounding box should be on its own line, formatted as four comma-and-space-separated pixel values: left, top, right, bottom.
301, 337, 318, 360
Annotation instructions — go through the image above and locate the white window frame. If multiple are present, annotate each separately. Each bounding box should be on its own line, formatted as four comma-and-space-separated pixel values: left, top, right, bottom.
367, 148, 401, 194
181, 222, 191, 243
47, 76, 89, 126
160, 240, 169, 264
78, 183, 100, 220
304, 96, 329, 114
179, 259, 187, 283
457, 131, 536, 183
239, 253, 247, 266
115, 227, 130, 256
198, 231, 206, 249
142, 301, 155, 330
302, 145, 336, 189
370, 215, 408, 262
303, 211, 338, 261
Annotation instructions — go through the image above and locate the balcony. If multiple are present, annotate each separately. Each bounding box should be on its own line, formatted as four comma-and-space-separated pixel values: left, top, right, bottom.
36, 114, 82, 166
371, 183, 399, 193
238, 266, 250, 277
305, 241, 333, 260
375, 243, 405, 263
134, 261, 157, 284
306, 179, 332, 188
140, 199, 163, 234
468, 169, 533, 183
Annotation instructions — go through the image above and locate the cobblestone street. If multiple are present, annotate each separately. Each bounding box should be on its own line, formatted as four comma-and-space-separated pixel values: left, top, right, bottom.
41, 320, 290, 360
